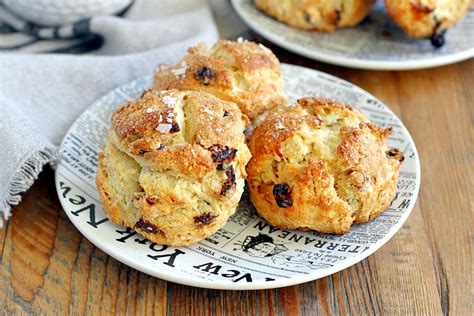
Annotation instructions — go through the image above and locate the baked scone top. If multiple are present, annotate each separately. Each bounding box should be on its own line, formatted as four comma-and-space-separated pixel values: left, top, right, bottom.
152, 40, 288, 121
97, 89, 252, 246
385, 0, 472, 39
254, 0, 376, 32
247, 98, 404, 234
112, 89, 250, 179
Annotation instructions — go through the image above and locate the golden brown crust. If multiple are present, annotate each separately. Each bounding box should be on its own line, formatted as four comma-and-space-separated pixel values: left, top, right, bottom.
385, 0, 472, 38
152, 40, 288, 121
246, 98, 403, 234
254, 0, 376, 32
96, 89, 251, 246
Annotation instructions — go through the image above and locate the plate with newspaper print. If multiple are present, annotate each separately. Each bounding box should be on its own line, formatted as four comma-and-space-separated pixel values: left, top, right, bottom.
231, 0, 474, 70
55, 64, 420, 290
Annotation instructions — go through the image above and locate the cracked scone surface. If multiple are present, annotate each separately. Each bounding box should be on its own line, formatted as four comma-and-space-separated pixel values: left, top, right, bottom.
385, 0, 471, 38
96, 89, 251, 246
152, 40, 287, 122
254, 0, 376, 32
246, 98, 404, 234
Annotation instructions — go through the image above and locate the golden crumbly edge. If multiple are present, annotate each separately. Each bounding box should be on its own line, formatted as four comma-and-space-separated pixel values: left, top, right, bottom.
152, 40, 288, 121
96, 89, 251, 246
385, 0, 472, 38
246, 98, 404, 234
254, 0, 376, 31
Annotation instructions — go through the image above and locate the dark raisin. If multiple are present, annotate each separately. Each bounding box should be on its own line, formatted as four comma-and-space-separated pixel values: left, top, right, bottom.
359, 15, 372, 25
135, 218, 160, 234
303, 11, 311, 23
195, 66, 215, 85
146, 196, 156, 205
208, 144, 237, 163
381, 29, 392, 37
386, 149, 405, 163
430, 18, 445, 48
158, 143, 165, 150
430, 31, 445, 48
273, 183, 293, 208
139, 149, 148, 156
216, 163, 225, 170
223, 111, 231, 117
170, 122, 180, 133
220, 166, 236, 196
331, 10, 341, 26
194, 213, 218, 226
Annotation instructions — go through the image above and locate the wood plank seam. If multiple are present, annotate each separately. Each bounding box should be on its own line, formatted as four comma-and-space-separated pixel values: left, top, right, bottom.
418, 198, 450, 316
0, 219, 11, 263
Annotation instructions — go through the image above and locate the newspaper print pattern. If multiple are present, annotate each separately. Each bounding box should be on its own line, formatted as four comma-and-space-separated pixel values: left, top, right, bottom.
231, 0, 474, 67
55, 64, 420, 290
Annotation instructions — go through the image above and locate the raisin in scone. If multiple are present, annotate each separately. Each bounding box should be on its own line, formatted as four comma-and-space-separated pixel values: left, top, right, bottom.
254, 0, 376, 32
96, 89, 251, 246
246, 98, 404, 234
152, 40, 287, 122
385, 0, 472, 47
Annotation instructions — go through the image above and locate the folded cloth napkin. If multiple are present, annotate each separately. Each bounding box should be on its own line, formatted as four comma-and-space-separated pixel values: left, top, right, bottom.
0, 0, 221, 226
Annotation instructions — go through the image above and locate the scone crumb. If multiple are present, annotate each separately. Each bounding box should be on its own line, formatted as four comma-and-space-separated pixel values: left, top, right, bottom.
163, 95, 177, 107
203, 107, 214, 116
156, 123, 172, 133
172, 67, 187, 77
171, 61, 187, 77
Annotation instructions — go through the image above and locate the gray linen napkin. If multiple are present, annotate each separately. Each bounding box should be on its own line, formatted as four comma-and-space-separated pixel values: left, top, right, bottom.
0, 0, 221, 226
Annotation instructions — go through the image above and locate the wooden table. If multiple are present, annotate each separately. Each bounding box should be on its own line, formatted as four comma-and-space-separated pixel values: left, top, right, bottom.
1, 40, 472, 315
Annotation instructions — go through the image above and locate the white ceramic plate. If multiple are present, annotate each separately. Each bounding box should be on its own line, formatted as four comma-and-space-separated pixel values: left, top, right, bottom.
231, 0, 474, 70
55, 64, 420, 290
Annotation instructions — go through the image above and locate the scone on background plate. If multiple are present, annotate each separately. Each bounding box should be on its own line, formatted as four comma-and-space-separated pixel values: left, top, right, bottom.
246, 98, 404, 234
385, 0, 472, 46
152, 40, 287, 122
96, 89, 251, 246
254, 0, 376, 32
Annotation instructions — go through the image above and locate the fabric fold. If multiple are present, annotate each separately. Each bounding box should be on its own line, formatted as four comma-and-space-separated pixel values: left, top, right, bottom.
0, 0, 220, 225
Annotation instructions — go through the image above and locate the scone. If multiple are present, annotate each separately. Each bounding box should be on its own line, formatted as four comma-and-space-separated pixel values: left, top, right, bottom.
246, 98, 404, 234
385, 0, 472, 47
254, 0, 376, 32
152, 40, 287, 122
96, 89, 251, 246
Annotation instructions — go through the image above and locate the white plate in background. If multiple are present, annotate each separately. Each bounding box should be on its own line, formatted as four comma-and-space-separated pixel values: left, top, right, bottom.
231, 0, 474, 70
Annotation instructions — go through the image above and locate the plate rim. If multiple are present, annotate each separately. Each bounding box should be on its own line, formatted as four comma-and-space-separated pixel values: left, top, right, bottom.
231, 0, 474, 71
54, 63, 421, 290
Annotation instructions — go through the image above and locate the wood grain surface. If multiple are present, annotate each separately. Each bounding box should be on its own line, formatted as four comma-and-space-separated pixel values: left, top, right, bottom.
1, 39, 472, 315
